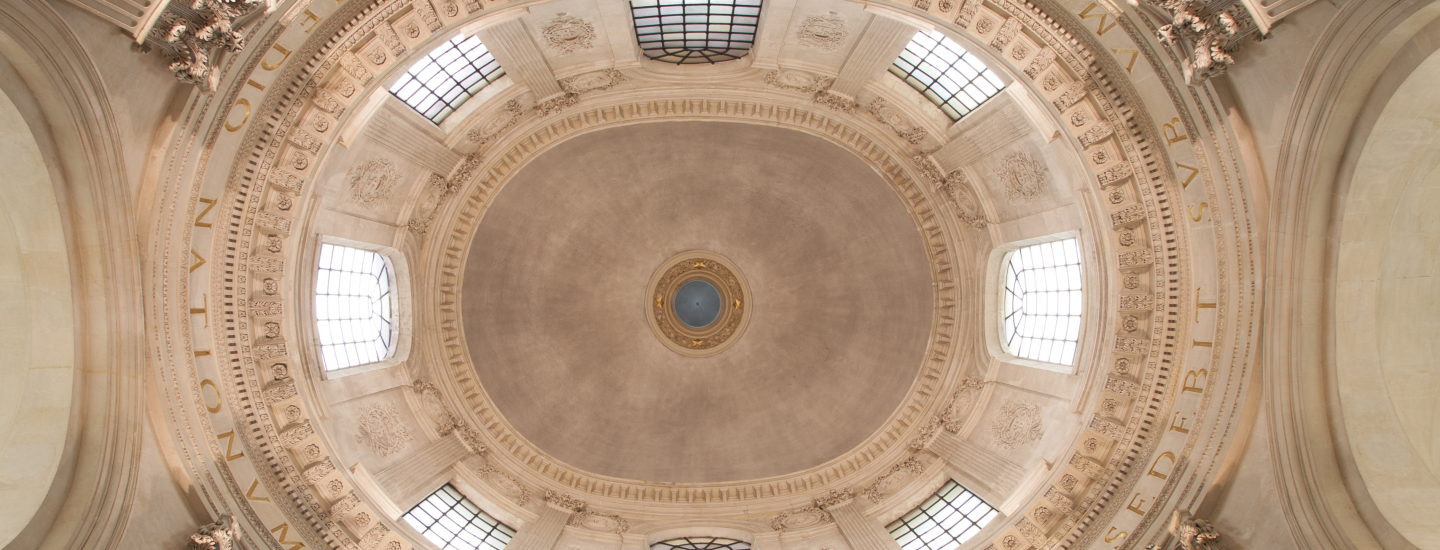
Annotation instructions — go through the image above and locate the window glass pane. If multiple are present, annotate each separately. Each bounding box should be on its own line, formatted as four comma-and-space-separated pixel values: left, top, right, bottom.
389, 35, 507, 124
631, 0, 762, 64
886, 480, 999, 550
651, 538, 750, 550
314, 243, 399, 370
1000, 237, 1083, 366
891, 30, 1005, 121
404, 484, 514, 550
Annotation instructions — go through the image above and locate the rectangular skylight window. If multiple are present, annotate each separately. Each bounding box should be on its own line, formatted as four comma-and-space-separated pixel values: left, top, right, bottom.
404, 484, 515, 550
315, 244, 397, 371
390, 35, 506, 124
888, 480, 999, 550
631, 0, 763, 64
890, 30, 1005, 121
1001, 238, 1083, 366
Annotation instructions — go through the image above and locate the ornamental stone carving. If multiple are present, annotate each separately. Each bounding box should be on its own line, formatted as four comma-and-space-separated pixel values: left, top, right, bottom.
1148, 0, 1262, 84
1150, 511, 1222, 550
797, 12, 849, 52
770, 505, 833, 531
994, 152, 1049, 200
355, 403, 413, 457
867, 98, 928, 144
561, 69, 627, 94
989, 400, 1044, 449
915, 156, 988, 229
812, 488, 855, 509
186, 515, 238, 550
144, 0, 264, 91
569, 509, 630, 534
466, 99, 525, 145
411, 379, 487, 454
862, 456, 927, 502
347, 159, 400, 206
477, 466, 531, 506
540, 14, 597, 55
910, 377, 985, 449
763, 70, 832, 94
545, 491, 588, 512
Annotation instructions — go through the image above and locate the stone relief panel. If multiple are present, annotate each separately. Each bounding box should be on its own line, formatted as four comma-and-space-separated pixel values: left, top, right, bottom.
862, 456, 927, 502
770, 505, 833, 531
540, 13, 597, 55
347, 158, 401, 207
560, 69, 627, 94
796, 12, 849, 52
867, 97, 928, 144
994, 152, 1049, 200
355, 403, 413, 457
988, 400, 1043, 450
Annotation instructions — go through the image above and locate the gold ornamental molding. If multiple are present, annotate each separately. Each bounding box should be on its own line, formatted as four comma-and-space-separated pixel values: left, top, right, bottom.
646, 251, 752, 357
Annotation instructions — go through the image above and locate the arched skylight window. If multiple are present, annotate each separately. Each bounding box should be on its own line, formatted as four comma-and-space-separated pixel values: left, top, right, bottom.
890, 30, 1005, 121
404, 484, 515, 550
887, 480, 999, 550
630, 0, 763, 64
390, 35, 506, 124
651, 538, 751, 550
1001, 238, 1083, 366
315, 243, 397, 371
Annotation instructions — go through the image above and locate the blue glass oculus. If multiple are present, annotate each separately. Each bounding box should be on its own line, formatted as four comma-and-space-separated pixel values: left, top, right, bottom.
673, 279, 722, 328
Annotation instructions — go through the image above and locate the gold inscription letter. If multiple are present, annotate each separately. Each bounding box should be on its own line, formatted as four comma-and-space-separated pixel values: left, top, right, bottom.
1104, 527, 1128, 543
1163, 117, 1188, 145
1078, 3, 1118, 36
1147, 451, 1176, 480
1126, 493, 1150, 516
224, 99, 250, 132
300, 10, 322, 33
1195, 287, 1216, 323
1189, 202, 1209, 222
1170, 412, 1192, 434
270, 523, 306, 550
216, 430, 245, 461
194, 197, 216, 228
261, 44, 292, 71
1176, 162, 1200, 189
1183, 369, 1208, 394
246, 480, 270, 502
200, 379, 222, 413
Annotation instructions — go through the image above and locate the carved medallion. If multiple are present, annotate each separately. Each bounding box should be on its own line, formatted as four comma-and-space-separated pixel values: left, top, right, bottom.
346, 158, 400, 206
355, 403, 413, 457
797, 12, 849, 52
646, 251, 751, 357
989, 400, 1044, 449
541, 13, 596, 55
770, 505, 832, 531
994, 152, 1049, 200
560, 69, 626, 94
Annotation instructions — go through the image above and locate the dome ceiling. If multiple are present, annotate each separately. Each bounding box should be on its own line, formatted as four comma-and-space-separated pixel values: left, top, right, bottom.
461, 122, 934, 482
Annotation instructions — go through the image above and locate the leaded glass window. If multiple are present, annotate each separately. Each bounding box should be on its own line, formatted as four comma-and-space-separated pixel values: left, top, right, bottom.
315, 243, 397, 371
887, 480, 999, 550
404, 484, 515, 550
630, 0, 763, 64
1001, 238, 1083, 366
651, 538, 751, 550
390, 35, 506, 124
890, 30, 1005, 121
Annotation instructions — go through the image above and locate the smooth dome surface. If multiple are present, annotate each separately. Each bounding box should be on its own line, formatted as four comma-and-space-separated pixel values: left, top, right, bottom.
461, 122, 933, 482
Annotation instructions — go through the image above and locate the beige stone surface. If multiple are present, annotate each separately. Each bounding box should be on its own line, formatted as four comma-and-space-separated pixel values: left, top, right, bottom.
462, 121, 933, 482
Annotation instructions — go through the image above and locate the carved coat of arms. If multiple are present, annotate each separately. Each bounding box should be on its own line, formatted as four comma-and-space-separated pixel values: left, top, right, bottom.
347, 158, 400, 206
541, 13, 597, 55
989, 400, 1044, 449
797, 12, 849, 52
994, 152, 1049, 200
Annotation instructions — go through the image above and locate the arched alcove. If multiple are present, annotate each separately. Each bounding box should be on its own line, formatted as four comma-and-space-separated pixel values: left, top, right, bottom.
1334, 39, 1440, 550
0, 69, 75, 549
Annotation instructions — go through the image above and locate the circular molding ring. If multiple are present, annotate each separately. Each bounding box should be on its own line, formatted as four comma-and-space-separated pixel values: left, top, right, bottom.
646, 251, 752, 357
